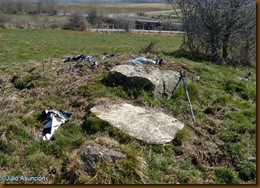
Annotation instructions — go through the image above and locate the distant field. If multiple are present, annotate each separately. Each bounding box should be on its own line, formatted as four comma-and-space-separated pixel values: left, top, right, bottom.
0, 29, 182, 64
58, 3, 172, 14
3, 13, 68, 25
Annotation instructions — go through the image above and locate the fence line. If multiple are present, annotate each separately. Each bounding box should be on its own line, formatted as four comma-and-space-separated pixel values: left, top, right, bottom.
92, 23, 184, 35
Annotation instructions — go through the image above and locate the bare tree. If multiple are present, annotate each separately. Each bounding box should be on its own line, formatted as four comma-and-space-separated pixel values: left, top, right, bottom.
37, 0, 58, 15
0, 0, 18, 13
87, 7, 98, 26
166, 0, 256, 65
116, 16, 135, 32
87, 6, 103, 27
16, 0, 30, 13
64, 12, 88, 31
0, 0, 34, 14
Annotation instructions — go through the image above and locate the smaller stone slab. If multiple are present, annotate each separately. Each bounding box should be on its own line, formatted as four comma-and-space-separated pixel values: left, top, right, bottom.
90, 103, 184, 145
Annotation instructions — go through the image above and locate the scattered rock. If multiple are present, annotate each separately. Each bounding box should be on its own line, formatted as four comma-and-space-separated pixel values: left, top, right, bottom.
80, 145, 126, 175
102, 65, 181, 98
90, 102, 184, 145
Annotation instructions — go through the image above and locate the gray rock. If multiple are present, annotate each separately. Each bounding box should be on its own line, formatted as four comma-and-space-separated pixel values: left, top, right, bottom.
102, 65, 181, 98
90, 103, 184, 145
81, 145, 126, 174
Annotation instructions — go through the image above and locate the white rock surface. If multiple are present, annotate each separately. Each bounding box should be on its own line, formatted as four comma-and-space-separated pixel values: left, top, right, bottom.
90, 103, 184, 144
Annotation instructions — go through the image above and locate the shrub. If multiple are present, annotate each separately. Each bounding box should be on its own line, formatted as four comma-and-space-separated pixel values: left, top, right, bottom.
49, 21, 61, 29
64, 12, 88, 31
0, 13, 9, 28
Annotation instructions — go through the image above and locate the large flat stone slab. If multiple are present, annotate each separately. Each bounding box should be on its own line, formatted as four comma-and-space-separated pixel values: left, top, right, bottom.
90, 103, 184, 145
102, 65, 181, 98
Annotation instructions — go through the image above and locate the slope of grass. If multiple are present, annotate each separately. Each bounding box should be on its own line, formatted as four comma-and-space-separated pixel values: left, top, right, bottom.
0, 29, 256, 184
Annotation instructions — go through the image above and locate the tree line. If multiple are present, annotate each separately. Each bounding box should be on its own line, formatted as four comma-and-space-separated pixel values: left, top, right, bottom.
166, 0, 256, 66
0, 0, 58, 15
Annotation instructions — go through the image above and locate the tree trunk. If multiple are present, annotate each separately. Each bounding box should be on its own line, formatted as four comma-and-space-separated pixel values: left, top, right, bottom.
222, 32, 230, 59
211, 34, 218, 61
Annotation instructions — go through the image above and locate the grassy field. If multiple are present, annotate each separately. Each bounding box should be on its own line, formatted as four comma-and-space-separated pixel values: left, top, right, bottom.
0, 29, 182, 64
0, 29, 256, 184
58, 3, 172, 14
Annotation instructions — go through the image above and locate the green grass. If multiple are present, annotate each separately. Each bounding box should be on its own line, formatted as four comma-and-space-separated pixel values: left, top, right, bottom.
0, 29, 256, 184
215, 168, 240, 184
58, 3, 171, 14
0, 29, 182, 64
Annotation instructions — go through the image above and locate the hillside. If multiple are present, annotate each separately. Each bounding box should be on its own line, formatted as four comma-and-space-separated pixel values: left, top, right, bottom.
0, 29, 256, 184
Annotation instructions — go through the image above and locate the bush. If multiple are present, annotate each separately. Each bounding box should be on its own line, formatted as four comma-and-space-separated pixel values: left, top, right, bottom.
64, 12, 88, 31
49, 21, 61, 29
0, 13, 9, 28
